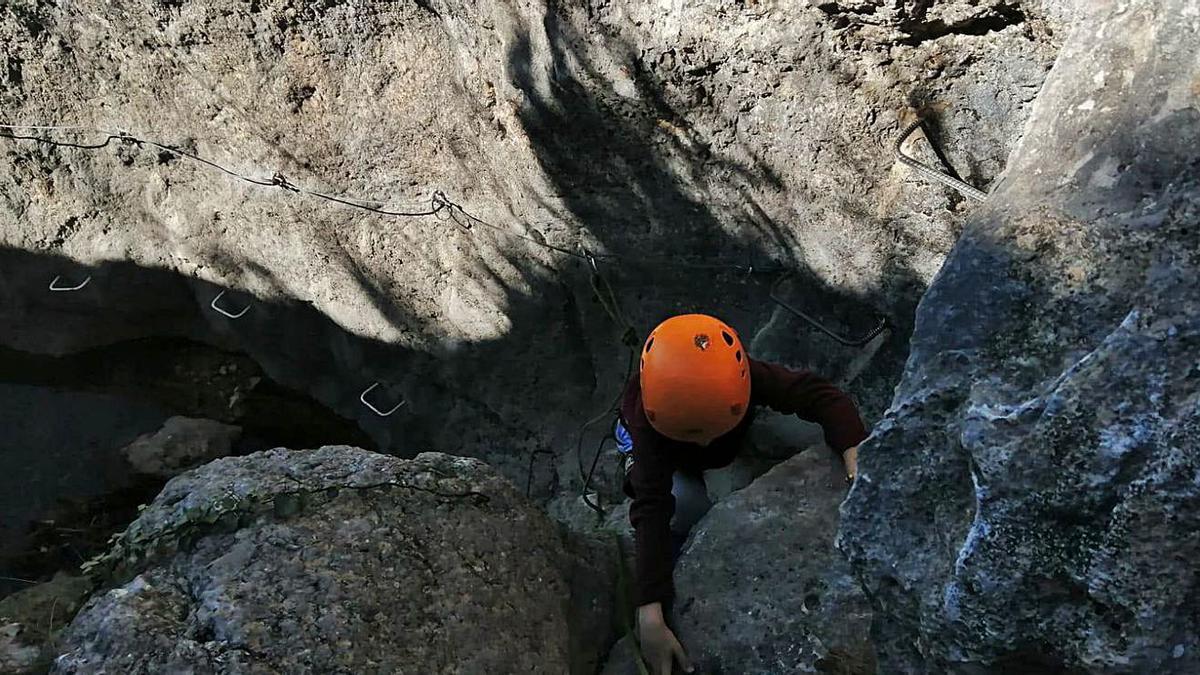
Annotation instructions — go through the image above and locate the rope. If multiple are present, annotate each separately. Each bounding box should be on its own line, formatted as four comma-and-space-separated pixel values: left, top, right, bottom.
575, 348, 635, 518
437, 193, 592, 260
894, 119, 989, 202
769, 274, 891, 348
0, 125, 446, 217
583, 250, 640, 348
1, 124, 790, 275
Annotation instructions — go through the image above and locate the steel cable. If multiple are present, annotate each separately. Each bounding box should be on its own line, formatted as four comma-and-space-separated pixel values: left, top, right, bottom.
0, 125, 445, 216
894, 119, 989, 202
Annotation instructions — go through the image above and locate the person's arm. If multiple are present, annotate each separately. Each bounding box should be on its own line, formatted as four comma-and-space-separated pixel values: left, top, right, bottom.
638, 601, 692, 674
750, 360, 868, 479
627, 424, 676, 609
626, 421, 692, 674
842, 444, 859, 482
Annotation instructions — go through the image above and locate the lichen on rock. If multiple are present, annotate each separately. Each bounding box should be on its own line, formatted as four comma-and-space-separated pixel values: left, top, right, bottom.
56, 446, 617, 674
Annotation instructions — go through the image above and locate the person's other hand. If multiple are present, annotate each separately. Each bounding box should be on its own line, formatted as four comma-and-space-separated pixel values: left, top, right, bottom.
637, 602, 693, 674
842, 445, 859, 484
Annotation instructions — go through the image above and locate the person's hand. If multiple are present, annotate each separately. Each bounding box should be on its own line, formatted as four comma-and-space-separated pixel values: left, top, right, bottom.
637, 602, 693, 674
842, 445, 859, 484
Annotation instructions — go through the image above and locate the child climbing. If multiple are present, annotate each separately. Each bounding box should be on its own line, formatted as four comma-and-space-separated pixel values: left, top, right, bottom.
616, 313, 867, 675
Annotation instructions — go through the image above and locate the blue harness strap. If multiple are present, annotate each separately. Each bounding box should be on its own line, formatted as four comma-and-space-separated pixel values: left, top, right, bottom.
614, 418, 634, 455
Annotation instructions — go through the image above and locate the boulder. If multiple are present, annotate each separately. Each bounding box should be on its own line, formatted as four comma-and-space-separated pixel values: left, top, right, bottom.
600, 449, 873, 675
0, 573, 91, 675
0, 623, 40, 675
672, 449, 874, 674
120, 416, 242, 478
840, 0, 1200, 672
54, 446, 616, 674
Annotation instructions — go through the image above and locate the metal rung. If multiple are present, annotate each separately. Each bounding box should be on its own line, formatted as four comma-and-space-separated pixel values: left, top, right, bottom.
360, 382, 406, 417
210, 290, 251, 319
49, 275, 91, 292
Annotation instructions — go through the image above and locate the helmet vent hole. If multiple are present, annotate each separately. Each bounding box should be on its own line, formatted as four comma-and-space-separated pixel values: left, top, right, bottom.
645, 338, 654, 353
741, 368, 747, 378
735, 349, 742, 362
721, 331, 734, 346
640, 357, 645, 371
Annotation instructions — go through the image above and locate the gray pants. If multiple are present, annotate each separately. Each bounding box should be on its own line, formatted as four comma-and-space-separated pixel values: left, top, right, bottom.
670, 470, 712, 548
616, 419, 712, 548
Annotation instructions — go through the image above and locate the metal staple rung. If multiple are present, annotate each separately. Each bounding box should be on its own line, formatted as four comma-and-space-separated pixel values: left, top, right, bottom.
49, 275, 91, 292
360, 382, 407, 417
210, 290, 251, 319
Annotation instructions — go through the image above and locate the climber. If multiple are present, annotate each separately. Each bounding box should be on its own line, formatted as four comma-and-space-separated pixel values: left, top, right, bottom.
615, 313, 867, 675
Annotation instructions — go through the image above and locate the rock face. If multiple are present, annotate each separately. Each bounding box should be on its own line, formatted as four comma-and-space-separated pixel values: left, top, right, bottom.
54, 447, 616, 674
0, 573, 91, 674
120, 416, 242, 478
0, 0, 1062, 498
672, 450, 874, 675
599, 449, 873, 675
840, 1, 1200, 672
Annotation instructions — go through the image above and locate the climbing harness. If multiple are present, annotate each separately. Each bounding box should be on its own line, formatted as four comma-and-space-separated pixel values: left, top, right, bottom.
894, 118, 989, 202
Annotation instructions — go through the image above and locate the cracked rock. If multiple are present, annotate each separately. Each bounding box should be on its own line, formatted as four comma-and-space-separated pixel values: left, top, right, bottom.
53, 447, 616, 674
840, 1, 1200, 671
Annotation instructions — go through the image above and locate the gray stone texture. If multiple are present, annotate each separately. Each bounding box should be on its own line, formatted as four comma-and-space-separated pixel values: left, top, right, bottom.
0, 0, 1062, 497
54, 447, 616, 674
0, 574, 92, 675
673, 450, 874, 675
840, 0, 1200, 672
121, 416, 243, 478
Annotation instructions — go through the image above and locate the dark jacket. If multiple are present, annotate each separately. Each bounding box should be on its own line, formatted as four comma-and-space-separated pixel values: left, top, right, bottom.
620, 358, 868, 606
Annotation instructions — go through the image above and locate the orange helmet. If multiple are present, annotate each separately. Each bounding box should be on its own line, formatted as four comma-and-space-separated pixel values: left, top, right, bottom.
639, 314, 751, 445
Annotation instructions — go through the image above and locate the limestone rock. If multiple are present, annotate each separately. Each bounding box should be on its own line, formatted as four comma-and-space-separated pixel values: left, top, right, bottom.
54, 447, 616, 674
840, 1, 1200, 671
599, 450, 873, 675
0, 573, 92, 674
0, 623, 40, 675
120, 416, 242, 478
599, 633, 640, 675
0, 0, 1060, 495
674, 450, 873, 675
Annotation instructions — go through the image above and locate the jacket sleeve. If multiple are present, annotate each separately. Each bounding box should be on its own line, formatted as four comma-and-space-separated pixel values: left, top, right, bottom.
626, 421, 677, 607
750, 359, 869, 452
620, 370, 678, 607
